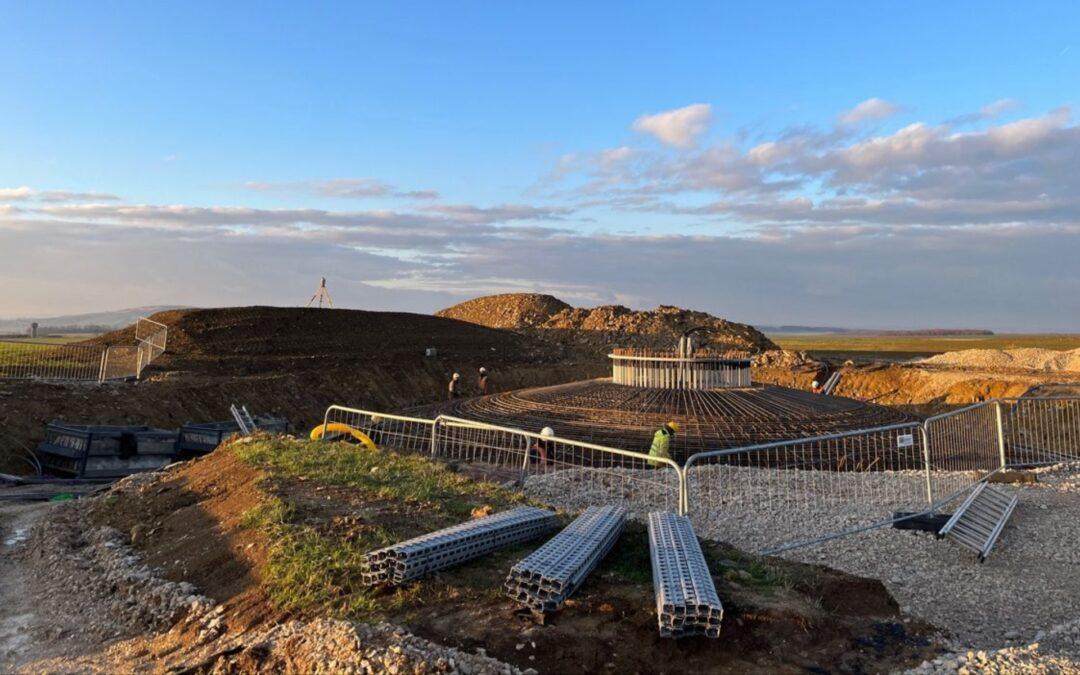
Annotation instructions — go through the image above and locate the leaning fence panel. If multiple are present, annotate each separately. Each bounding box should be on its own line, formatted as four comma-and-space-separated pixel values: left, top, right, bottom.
321, 405, 435, 454
683, 422, 929, 554
432, 415, 684, 517
923, 401, 1003, 504
1000, 397, 1080, 467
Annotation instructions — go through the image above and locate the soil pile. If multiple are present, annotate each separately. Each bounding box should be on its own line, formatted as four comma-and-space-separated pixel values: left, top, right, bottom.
434, 293, 572, 329
90, 305, 567, 375
437, 293, 777, 353
920, 348, 1080, 372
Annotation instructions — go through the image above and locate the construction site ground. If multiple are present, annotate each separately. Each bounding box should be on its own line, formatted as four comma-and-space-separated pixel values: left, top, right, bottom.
5, 303, 1080, 672
1, 437, 942, 673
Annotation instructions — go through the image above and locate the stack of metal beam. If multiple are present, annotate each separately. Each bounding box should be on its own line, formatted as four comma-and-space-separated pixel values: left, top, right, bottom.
362, 506, 557, 586
505, 505, 627, 613
647, 511, 723, 638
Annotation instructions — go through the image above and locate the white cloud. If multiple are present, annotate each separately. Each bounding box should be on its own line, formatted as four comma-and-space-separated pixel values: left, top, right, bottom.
0, 187, 35, 201
837, 97, 904, 125
243, 178, 439, 200
631, 103, 713, 148
0, 186, 120, 203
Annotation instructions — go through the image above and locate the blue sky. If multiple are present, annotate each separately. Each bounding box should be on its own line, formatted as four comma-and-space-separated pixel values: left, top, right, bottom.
2, 2, 1079, 330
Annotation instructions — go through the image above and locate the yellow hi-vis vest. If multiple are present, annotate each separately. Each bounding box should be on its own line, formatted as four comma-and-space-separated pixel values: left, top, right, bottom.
649, 427, 672, 466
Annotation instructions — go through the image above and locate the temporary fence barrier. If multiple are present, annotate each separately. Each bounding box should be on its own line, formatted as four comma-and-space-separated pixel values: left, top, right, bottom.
432, 415, 684, 516
923, 401, 1004, 505
322, 406, 435, 455
682, 422, 930, 552
0, 340, 106, 381
322, 396, 1080, 554
1000, 397, 1080, 467
0, 316, 168, 382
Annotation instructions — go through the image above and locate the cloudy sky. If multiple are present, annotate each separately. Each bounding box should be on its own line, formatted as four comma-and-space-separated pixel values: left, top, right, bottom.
2, 3, 1078, 331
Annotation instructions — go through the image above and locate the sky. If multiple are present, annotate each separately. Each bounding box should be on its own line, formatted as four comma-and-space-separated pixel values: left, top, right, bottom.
1, 2, 1078, 331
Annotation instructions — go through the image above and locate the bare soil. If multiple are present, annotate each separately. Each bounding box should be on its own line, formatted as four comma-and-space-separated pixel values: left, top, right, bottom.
1, 304, 608, 473
15, 448, 943, 674
754, 362, 1080, 408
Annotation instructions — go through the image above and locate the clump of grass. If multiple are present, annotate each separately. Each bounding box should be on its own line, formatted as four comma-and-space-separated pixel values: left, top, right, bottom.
704, 544, 795, 591
234, 436, 522, 518
233, 437, 527, 619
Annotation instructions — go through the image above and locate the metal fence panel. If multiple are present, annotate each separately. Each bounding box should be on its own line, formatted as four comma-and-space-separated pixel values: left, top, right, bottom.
0, 316, 168, 382
426, 414, 683, 517
1001, 397, 1080, 467
683, 422, 929, 553
923, 401, 1003, 504
321, 405, 435, 455
0, 340, 105, 381
321, 396, 1080, 555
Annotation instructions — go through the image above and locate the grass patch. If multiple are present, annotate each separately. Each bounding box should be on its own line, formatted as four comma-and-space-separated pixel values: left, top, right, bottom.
770, 333, 1080, 363
233, 436, 529, 620
233, 436, 523, 519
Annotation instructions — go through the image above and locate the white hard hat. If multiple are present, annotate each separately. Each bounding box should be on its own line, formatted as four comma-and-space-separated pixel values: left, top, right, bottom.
370, 415, 383, 424
540, 426, 555, 438
812, 380, 820, 388
453, 372, 461, 380
479, 367, 487, 373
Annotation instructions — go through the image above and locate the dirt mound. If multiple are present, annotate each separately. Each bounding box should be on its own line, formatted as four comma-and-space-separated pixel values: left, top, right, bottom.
435, 293, 572, 329
90, 305, 567, 375
437, 294, 777, 353
920, 348, 1080, 372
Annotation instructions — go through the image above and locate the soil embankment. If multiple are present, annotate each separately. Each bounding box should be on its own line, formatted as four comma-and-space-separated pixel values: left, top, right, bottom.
1, 306, 607, 473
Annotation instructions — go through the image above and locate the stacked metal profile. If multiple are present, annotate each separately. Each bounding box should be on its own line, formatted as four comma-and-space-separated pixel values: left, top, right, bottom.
362, 506, 557, 586
647, 511, 723, 638
505, 505, 627, 613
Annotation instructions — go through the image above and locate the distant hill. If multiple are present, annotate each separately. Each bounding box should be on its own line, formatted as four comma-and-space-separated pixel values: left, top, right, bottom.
436, 293, 778, 353
0, 306, 187, 333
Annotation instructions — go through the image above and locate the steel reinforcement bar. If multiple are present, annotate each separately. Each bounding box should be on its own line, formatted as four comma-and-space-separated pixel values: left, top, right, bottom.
362, 506, 558, 586
647, 511, 723, 638
505, 505, 627, 613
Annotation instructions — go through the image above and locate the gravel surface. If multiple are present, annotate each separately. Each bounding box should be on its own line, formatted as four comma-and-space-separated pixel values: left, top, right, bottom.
4, 473, 528, 674
211, 619, 528, 674
524, 463, 1080, 653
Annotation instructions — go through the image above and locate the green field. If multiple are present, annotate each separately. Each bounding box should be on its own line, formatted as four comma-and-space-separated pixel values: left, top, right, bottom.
768, 333, 1080, 363
0, 333, 98, 345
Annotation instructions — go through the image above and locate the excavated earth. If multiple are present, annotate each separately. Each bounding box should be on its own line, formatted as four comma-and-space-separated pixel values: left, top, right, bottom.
435, 293, 778, 353
1, 445, 944, 673
0, 306, 606, 473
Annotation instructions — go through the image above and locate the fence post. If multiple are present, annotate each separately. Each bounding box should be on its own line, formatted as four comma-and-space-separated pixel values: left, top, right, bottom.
97, 347, 108, 383
430, 417, 442, 457
921, 424, 934, 506
995, 400, 1007, 471
320, 407, 333, 442
678, 464, 688, 516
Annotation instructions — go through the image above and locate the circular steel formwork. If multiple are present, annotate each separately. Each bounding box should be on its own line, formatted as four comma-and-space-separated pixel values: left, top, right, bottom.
429, 379, 911, 463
